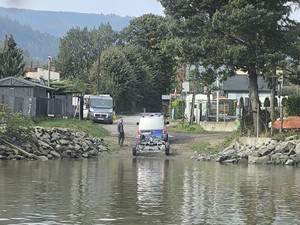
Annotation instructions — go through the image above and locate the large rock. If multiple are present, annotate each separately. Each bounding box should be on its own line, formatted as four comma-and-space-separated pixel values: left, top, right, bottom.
0, 126, 109, 161
212, 136, 300, 166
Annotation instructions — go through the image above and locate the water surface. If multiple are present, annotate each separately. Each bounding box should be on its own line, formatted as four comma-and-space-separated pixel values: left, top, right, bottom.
0, 158, 300, 224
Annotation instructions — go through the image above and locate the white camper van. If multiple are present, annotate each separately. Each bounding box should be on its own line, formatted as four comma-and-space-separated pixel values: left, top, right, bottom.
84, 95, 114, 124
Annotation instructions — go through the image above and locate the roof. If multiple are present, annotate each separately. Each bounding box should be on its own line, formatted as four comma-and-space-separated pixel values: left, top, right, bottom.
0, 76, 53, 90
87, 95, 112, 100
222, 75, 271, 92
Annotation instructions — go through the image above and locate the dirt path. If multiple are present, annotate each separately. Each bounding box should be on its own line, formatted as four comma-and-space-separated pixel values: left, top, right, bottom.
101, 115, 227, 159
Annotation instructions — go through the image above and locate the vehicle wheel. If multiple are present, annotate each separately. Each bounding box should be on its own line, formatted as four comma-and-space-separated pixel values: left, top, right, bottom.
109, 120, 113, 124
165, 142, 170, 155
132, 147, 137, 156
132, 141, 139, 156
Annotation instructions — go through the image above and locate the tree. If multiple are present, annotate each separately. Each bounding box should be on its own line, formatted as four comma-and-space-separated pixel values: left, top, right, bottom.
56, 24, 117, 81
121, 14, 169, 51
286, 95, 300, 116
93, 46, 138, 113
0, 34, 25, 78
90, 44, 166, 113
121, 14, 175, 95
159, 0, 300, 135
90, 24, 118, 94
56, 27, 92, 80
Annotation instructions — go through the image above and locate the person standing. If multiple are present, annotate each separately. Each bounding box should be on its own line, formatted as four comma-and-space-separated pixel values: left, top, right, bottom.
117, 119, 125, 146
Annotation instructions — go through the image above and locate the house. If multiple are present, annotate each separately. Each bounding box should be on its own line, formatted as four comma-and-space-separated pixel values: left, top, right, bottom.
222, 74, 272, 106
25, 67, 60, 82
184, 74, 273, 123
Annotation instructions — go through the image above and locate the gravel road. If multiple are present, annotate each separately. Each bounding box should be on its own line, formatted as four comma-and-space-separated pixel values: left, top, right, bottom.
101, 114, 227, 158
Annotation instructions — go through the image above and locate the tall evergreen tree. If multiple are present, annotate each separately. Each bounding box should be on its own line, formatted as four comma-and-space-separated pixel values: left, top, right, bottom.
0, 34, 25, 78
159, 0, 300, 134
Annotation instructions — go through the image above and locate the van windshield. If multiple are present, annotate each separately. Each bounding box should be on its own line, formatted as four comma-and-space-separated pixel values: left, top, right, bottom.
90, 98, 113, 108
139, 118, 164, 130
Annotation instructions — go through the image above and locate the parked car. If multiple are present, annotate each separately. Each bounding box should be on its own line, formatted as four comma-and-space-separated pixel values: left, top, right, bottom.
85, 95, 114, 124
273, 116, 300, 130
133, 114, 170, 156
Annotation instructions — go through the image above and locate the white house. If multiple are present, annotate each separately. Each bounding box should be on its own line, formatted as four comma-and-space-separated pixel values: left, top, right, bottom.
184, 74, 274, 123
25, 68, 60, 82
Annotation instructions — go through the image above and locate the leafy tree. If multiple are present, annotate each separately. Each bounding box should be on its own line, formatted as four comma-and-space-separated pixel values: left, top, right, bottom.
285, 95, 300, 116
159, 0, 300, 135
264, 97, 270, 108
51, 78, 89, 95
121, 14, 175, 95
122, 44, 162, 111
56, 24, 117, 81
279, 25, 300, 86
94, 46, 138, 113
90, 24, 118, 94
0, 34, 25, 78
56, 27, 92, 80
121, 14, 169, 51
90, 44, 166, 113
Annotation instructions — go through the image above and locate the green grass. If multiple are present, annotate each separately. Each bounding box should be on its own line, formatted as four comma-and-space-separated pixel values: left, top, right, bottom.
188, 141, 212, 154
188, 131, 238, 155
169, 121, 206, 134
33, 118, 109, 138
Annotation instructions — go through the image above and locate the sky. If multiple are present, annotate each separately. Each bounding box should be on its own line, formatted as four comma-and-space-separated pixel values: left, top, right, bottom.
0, 1, 300, 20
0, 0, 165, 17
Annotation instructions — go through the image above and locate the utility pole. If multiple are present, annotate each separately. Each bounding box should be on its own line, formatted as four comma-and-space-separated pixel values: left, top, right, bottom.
97, 52, 101, 95
216, 76, 219, 122
47, 56, 52, 87
278, 81, 283, 133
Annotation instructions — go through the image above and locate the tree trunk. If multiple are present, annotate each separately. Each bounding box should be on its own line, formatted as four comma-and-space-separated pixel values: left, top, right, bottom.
248, 71, 260, 135
0, 138, 38, 160
189, 93, 195, 125
206, 88, 211, 121
270, 77, 277, 136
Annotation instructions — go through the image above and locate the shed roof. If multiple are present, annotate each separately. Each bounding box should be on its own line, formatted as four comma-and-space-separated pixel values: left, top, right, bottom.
222, 75, 271, 92
0, 76, 53, 90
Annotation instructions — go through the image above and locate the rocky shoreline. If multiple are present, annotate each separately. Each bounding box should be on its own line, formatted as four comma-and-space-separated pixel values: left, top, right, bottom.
0, 126, 108, 161
2, 124, 300, 166
193, 135, 300, 166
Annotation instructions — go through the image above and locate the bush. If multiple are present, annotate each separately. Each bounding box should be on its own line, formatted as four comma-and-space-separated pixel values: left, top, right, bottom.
0, 104, 34, 141
286, 95, 300, 116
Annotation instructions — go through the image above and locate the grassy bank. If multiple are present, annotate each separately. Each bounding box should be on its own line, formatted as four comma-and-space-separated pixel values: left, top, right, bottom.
33, 118, 109, 138
187, 132, 237, 155
169, 121, 236, 155
168, 121, 206, 133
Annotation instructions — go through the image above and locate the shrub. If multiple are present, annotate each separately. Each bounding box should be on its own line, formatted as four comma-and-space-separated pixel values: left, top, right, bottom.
0, 104, 34, 141
286, 95, 300, 116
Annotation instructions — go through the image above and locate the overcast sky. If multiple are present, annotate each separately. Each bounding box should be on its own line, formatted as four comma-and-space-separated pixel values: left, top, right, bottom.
0, 0, 165, 17
0, 1, 299, 20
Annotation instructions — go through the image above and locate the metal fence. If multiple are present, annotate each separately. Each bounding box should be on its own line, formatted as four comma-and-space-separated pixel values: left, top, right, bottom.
0, 94, 75, 118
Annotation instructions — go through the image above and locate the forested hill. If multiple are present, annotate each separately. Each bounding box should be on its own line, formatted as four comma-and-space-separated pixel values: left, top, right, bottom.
0, 6, 132, 62
0, 7, 132, 37
0, 16, 59, 61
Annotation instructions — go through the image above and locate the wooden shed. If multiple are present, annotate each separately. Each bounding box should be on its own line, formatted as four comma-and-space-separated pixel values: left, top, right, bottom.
0, 76, 53, 117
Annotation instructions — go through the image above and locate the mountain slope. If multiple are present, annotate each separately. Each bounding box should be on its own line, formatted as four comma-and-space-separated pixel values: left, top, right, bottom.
0, 16, 59, 61
0, 7, 132, 37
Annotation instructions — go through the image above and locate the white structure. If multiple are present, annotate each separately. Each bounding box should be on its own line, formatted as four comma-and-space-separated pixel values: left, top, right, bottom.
25, 68, 60, 81
184, 74, 274, 123
185, 94, 212, 123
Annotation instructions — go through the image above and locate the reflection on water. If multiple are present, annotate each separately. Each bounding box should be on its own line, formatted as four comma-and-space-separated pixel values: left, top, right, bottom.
0, 158, 300, 224
134, 158, 169, 217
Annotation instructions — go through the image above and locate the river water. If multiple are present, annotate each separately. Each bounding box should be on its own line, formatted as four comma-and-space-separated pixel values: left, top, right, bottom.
1, 157, 300, 225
